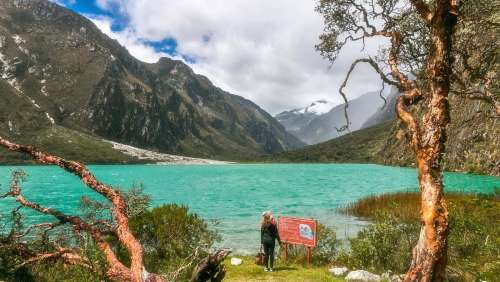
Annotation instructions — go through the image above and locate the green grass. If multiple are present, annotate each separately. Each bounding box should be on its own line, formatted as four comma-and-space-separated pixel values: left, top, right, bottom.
224, 256, 341, 282
336, 191, 500, 279
338, 191, 495, 221
0, 126, 140, 164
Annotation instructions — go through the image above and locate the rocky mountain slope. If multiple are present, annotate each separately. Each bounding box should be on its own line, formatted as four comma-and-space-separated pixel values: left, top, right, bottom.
276, 91, 392, 144
275, 100, 334, 139
267, 95, 499, 176
0, 0, 303, 162
361, 86, 400, 129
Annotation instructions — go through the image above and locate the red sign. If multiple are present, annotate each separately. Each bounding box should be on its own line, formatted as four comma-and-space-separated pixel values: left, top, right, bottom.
278, 216, 317, 247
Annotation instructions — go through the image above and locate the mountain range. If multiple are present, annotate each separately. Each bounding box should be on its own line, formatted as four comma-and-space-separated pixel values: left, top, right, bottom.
267, 94, 499, 176
0, 0, 303, 162
0, 0, 497, 176
275, 87, 401, 144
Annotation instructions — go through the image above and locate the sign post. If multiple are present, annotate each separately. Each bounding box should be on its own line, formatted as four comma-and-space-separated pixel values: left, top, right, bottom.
283, 243, 289, 261
278, 216, 317, 264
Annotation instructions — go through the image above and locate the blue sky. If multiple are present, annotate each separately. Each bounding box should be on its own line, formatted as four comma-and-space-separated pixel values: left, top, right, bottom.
50, 0, 386, 114
53, 0, 181, 59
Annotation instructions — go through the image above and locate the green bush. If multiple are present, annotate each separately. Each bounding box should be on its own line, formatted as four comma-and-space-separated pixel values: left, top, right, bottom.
337, 212, 418, 273
313, 223, 341, 265
116, 204, 219, 280
335, 193, 499, 279
283, 223, 340, 266
446, 195, 500, 280
1, 178, 218, 282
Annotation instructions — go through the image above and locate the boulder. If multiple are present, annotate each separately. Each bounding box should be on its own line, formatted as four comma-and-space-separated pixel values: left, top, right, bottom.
381, 271, 403, 282
345, 270, 381, 282
328, 266, 348, 276
230, 257, 242, 266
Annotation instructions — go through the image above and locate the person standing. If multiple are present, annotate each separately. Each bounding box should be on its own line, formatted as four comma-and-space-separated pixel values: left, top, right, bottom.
261, 211, 281, 272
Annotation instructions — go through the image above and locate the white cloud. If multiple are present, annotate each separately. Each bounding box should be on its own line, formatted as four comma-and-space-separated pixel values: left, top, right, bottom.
49, 0, 75, 6
87, 15, 171, 64
90, 0, 388, 114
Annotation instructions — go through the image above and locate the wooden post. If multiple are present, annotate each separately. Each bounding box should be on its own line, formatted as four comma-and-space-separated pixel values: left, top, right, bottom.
306, 247, 312, 265
283, 243, 288, 261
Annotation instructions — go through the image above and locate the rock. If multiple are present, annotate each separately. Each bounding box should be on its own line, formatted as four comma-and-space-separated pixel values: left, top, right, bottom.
230, 257, 242, 266
328, 266, 348, 276
345, 270, 381, 282
382, 271, 402, 282
393, 275, 404, 282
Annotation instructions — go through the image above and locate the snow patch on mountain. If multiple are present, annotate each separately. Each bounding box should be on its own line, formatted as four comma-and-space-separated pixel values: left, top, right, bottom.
294, 100, 334, 115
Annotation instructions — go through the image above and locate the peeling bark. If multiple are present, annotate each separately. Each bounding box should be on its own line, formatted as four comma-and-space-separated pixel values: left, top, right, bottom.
317, 0, 489, 280
403, 1, 458, 281
377, 2, 457, 280
0, 136, 165, 282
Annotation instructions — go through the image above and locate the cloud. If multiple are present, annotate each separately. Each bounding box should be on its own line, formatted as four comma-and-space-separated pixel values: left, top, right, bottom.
86, 15, 172, 63
49, 0, 76, 6
89, 0, 387, 114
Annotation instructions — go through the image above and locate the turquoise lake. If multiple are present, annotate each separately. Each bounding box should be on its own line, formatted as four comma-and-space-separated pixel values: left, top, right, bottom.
0, 164, 499, 253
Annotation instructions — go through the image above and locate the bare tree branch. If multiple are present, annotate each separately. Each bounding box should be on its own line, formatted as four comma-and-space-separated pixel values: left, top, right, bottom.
14, 222, 62, 239
16, 246, 92, 270
379, 81, 387, 108
0, 136, 165, 282
336, 57, 402, 131
7, 169, 135, 281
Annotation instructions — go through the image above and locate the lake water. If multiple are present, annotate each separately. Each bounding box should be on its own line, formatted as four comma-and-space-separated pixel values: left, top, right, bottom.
0, 164, 498, 253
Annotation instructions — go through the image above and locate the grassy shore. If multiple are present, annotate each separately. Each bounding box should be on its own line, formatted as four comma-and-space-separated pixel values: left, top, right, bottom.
336, 191, 499, 280
338, 191, 499, 220
224, 256, 341, 282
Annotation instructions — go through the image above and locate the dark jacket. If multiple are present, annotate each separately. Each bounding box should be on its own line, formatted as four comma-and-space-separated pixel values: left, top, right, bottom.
261, 222, 281, 245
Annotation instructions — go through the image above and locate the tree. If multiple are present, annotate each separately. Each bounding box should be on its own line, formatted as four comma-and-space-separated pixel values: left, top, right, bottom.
0, 137, 230, 282
315, 0, 497, 280
0, 136, 164, 282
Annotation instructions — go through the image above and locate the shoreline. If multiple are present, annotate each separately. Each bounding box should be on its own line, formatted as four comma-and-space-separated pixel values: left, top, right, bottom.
1, 160, 499, 178
104, 140, 233, 165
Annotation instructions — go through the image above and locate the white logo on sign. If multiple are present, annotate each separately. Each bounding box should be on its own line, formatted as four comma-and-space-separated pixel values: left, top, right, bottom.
299, 224, 313, 240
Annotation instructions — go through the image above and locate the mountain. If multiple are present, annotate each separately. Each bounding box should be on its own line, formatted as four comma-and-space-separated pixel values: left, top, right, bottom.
265, 94, 500, 176
0, 0, 303, 162
276, 92, 392, 145
275, 99, 334, 136
361, 86, 401, 129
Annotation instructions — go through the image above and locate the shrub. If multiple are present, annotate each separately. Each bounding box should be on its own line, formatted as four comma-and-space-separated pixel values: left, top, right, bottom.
336, 192, 500, 279
121, 204, 219, 280
313, 223, 341, 265
338, 212, 418, 273
283, 223, 340, 266
446, 195, 500, 280
1, 183, 218, 282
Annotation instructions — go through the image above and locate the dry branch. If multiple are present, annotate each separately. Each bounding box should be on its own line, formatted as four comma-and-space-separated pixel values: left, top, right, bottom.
0, 136, 165, 282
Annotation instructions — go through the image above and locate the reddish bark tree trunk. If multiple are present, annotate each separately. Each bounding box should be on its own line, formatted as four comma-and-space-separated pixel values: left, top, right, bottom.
404, 2, 458, 281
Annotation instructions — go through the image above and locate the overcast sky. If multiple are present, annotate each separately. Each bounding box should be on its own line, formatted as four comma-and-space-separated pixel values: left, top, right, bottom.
52, 0, 387, 114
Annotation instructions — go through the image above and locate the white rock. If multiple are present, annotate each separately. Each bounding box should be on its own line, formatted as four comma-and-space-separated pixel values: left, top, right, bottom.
345, 270, 381, 282
382, 271, 402, 282
45, 112, 55, 125
390, 275, 403, 282
329, 266, 348, 276
230, 257, 242, 266
12, 35, 25, 45
41, 85, 48, 96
